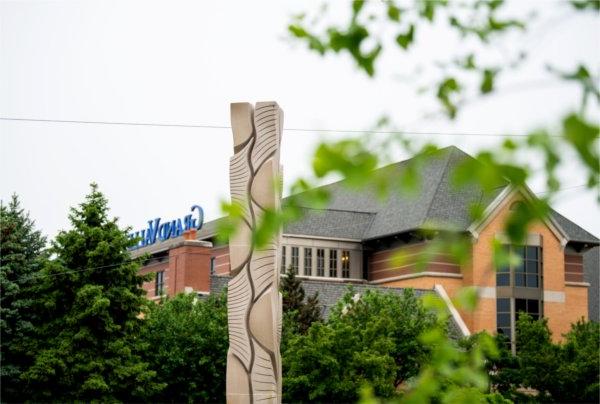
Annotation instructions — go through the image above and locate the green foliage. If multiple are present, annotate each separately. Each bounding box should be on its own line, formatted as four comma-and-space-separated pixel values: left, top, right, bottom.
400, 294, 499, 404
280, 267, 323, 336
219, 2, 600, 401
395, 24, 415, 50
21, 183, 163, 402
287, 0, 526, 118
283, 289, 436, 402
436, 77, 462, 118
313, 139, 379, 186
0, 195, 47, 401
490, 315, 600, 402
140, 292, 229, 403
571, 0, 600, 11
559, 320, 600, 402
562, 113, 600, 189
284, 320, 396, 402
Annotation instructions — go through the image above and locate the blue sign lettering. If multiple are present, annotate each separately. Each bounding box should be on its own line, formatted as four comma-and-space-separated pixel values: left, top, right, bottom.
129, 205, 204, 250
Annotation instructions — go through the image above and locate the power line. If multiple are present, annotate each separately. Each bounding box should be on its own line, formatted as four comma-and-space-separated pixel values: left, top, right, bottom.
533, 184, 591, 195
0, 117, 229, 130
0, 116, 562, 138
20, 257, 169, 282
9, 184, 591, 284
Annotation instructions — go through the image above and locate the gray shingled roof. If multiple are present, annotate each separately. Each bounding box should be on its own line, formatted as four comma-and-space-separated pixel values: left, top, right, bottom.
295, 147, 507, 240
283, 208, 375, 240
550, 209, 599, 244
209, 275, 465, 338
285, 146, 597, 244
132, 146, 598, 256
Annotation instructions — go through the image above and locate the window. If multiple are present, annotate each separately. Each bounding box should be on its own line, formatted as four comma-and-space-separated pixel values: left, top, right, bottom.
291, 247, 299, 274
281, 246, 286, 273
515, 298, 540, 321
304, 248, 312, 276
496, 298, 511, 341
497, 246, 510, 286
155, 271, 165, 296
341, 250, 350, 278
496, 245, 542, 288
317, 249, 325, 277
496, 297, 543, 350
210, 257, 216, 274
329, 250, 338, 277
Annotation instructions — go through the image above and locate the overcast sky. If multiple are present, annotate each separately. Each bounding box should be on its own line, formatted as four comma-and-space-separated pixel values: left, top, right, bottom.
1, 0, 599, 240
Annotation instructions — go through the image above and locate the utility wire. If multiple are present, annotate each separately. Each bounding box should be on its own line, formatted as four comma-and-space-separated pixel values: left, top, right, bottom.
19, 257, 169, 282
7, 183, 591, 284
534, 184, 591, 195
0, 116, 562, 138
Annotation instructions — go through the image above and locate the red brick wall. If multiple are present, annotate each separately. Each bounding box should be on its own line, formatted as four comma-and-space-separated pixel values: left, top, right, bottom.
368, 242, 461, 282
212, 245, 230, 275
472, 193, 587, 341
138, 241, 212, 297
565, 253, 584, 283
140, 261, 169, 299
169, 244, 212, 293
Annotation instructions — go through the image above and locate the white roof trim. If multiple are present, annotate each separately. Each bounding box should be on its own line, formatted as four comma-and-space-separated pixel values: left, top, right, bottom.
565, 281, 591, 288
467, 186, 513, 239
369, 272, 463, 284
282, 233, 362, 243
434, 284, 471, 337
468, 185, 568, 247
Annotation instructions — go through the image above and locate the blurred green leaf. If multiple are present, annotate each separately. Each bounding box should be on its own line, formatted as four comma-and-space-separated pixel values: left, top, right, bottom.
396, 24, 415, 50
480, 69, 497, 94
288, 24, 326, 54
571, 0, 600, 11
453, 287, 478, 312
562, 114, 600, 187
387, 4, 402, 22
436, 77, 462, 118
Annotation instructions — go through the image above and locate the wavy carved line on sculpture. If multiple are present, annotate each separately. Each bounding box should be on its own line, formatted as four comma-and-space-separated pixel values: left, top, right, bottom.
227, 102, 282, 403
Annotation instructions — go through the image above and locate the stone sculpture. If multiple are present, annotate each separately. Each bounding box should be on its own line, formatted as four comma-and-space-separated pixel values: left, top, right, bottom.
226, 102, 283, 403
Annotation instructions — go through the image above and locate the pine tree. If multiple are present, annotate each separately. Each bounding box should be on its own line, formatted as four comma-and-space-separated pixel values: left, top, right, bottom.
281, 266, 305, 313
280, 267, 322, 335
298, 292, 322, 334
0, 195, 47, 401
22, 183, 164, 401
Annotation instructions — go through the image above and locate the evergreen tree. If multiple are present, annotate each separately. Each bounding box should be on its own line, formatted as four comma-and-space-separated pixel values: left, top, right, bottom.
280, 267, 322, 334
298, 292, 322, 335
22, 183, 163, 401
281, 265, 305, 313
0, 195, 47, 401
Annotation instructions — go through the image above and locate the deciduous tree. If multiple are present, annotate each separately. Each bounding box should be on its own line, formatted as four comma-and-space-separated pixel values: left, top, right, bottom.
140, 292, 229, 403
283, 289, 436, 402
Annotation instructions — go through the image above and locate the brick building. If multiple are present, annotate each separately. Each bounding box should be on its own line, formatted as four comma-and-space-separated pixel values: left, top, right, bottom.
132, 146, 599, 343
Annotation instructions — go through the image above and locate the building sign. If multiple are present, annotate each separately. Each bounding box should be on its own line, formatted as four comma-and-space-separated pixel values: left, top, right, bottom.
129, 204, 204, 250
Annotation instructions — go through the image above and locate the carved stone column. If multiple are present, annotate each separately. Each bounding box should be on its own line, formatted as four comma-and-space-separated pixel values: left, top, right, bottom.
226, 102, 283, 404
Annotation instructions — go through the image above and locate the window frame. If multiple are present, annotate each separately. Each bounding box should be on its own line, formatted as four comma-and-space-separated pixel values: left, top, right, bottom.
291, 246, 299, 274
316, 248, 325, 277
304, 248, 312, 276
329, 250, 338, 277
329, 249, 338, 278
281, 246, 286, 273
496, 245, 543, 289
155, 270, 165, 296
341, 250, 350, 278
